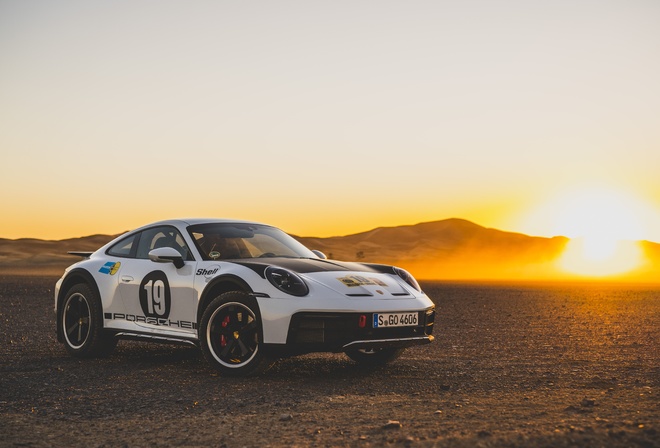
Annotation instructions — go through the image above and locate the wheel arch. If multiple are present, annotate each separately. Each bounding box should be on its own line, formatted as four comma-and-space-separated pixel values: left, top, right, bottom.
56, 268, 102, 343
197, 274, 254, 324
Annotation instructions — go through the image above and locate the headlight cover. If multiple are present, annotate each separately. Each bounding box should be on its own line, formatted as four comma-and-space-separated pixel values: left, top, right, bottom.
394, 267, 422, 292
265, 266, 309, 296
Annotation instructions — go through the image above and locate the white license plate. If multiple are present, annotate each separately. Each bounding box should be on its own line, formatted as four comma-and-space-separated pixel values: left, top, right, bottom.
373, 312, 418, 328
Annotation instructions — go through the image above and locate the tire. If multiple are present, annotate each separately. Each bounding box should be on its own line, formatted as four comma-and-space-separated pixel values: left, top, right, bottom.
61, 283, 116, 358
344, 347, 405, 366
199, 291, 272, 376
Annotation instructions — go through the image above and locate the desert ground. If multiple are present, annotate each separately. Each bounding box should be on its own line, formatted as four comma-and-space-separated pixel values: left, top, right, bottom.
0, 275, 658, 447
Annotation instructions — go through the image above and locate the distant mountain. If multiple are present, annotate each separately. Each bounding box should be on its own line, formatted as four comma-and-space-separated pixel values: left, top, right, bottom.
1, 219, 658, 281
638, 240, 660, 280
295, 219, 570, 280
0, 234, 118, 276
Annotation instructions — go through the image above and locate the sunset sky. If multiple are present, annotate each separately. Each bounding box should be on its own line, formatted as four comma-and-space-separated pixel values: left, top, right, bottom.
2, 0, 660, 242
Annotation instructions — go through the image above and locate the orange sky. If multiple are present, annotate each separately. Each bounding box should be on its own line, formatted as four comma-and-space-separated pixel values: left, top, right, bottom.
2, 1, 660, 242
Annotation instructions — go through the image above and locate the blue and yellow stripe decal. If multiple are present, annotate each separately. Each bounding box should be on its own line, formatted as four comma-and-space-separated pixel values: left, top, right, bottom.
99, 261, 121, 275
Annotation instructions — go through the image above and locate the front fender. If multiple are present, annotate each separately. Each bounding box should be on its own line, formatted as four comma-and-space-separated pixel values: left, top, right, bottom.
196, 274, 255, 324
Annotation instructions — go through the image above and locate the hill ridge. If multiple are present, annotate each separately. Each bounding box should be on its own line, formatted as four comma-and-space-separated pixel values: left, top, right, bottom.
2, 219, 659, 281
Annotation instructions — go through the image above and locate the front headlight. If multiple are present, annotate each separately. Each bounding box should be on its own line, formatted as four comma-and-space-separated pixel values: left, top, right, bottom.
265, 266, 309, 296
394, 267, 421, 292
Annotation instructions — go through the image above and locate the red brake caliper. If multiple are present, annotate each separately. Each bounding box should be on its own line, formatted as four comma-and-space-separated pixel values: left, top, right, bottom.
220, 315, 230, 347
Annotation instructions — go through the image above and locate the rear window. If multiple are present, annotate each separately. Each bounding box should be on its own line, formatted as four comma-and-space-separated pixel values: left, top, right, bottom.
106, 234, 137, 258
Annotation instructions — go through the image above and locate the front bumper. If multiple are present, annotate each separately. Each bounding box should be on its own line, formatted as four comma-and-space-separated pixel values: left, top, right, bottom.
274, 307, 435, 355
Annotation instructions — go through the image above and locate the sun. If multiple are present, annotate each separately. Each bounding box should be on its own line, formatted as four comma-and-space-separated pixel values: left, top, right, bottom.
554, 187, 648, 277
559, 238, 643, 277
522, 185, 651, 277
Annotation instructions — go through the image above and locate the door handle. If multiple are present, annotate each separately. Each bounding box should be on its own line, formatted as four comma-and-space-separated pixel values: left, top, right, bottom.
121, 276, 134, 283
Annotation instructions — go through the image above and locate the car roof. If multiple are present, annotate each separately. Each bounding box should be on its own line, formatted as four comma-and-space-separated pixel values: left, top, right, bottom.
134, 218, 268, 231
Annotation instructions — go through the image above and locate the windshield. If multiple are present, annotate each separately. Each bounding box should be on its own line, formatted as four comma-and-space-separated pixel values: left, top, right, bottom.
188, 223, 317, 261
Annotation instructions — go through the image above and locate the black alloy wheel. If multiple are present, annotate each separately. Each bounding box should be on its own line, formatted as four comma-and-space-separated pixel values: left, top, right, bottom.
200, 291, 272, 376
63, 291, 91, 349
60, 283, 116, 357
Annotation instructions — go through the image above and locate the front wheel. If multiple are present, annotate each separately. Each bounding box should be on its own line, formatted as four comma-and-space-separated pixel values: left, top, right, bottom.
344, 347, 405, 366
199, 291, 272, 376
61, 283, 116, 357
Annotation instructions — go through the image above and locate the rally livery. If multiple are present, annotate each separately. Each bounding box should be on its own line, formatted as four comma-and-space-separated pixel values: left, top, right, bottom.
55, 219, 435, 376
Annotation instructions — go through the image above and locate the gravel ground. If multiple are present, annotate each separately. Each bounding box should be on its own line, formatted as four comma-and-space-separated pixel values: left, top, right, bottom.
0, 275, 658, 447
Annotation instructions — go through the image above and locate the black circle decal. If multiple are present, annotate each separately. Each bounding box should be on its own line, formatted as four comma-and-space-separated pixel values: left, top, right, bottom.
139, 271, 171, 319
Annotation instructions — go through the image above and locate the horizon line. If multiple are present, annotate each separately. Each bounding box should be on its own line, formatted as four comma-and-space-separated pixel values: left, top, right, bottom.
2, 216, 660, 245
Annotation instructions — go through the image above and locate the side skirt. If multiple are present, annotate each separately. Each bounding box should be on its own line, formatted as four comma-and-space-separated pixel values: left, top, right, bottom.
112, 331, 199, 347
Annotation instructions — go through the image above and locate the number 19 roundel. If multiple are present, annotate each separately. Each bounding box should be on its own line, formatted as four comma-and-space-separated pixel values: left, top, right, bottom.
139, 271, 172, 319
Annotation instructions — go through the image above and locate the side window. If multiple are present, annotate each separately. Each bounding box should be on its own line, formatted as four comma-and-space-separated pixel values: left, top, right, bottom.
106, 234, 138, 258
136, 226, 193, 261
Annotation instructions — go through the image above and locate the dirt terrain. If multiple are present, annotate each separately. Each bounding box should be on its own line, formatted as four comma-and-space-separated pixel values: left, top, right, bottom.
0, 276, 658, 447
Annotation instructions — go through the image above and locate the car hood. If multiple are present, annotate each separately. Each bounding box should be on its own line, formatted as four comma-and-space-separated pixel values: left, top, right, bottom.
230, 258, 413, 298
230, 257, 388, 275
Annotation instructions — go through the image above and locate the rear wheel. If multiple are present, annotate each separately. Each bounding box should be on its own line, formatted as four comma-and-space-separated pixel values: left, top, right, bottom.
61, 283, 116, 357
344, 347, 405, 365
199, 291, 272, 376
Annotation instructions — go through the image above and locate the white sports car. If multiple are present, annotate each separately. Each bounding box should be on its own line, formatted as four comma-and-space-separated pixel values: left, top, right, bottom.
54, 219, 435, 376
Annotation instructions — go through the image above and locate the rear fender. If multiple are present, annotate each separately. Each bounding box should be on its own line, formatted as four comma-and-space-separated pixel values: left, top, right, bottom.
56, 268, 102, 343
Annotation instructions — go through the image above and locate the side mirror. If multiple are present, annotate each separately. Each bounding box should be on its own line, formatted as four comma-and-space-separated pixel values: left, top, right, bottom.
148, 247, 185, 269
311, 250, 327, 260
